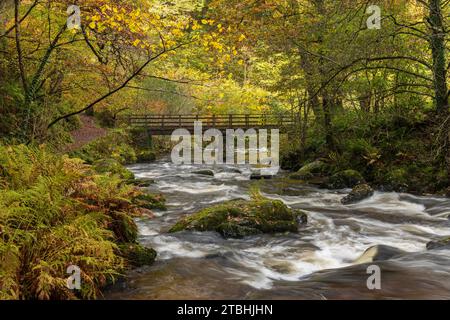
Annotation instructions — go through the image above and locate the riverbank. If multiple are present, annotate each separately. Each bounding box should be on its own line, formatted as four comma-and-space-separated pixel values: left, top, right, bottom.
0, 144, 165, 299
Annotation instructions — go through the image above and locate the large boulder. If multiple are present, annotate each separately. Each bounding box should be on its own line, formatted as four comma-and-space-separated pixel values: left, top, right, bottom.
289, 160, 328, 180
169, 199, 307, 239
354, 245, 406, 264
119, 243, 157, 267
426, 236, 450, 250
383, 168, 409, 192
341, 183, 374, 205
328, 170, 365, 189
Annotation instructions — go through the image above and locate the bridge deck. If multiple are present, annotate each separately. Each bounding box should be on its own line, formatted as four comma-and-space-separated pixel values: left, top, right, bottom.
118, 114, 297, 135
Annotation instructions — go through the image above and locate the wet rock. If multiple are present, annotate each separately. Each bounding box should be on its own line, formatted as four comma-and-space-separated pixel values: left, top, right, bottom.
445, 187, 450, 198
354, 245, 406, 264
119, 243, 157, 267
327, 170, 365, 189
289, 160, 328, 180
426, 236, 450, 250
169, 198, 307, 239
220, 168, 242, 174
250, 173, 274, 180
192, 169, 215, 176
341, 183, 374, 205
136, 150, 156, 163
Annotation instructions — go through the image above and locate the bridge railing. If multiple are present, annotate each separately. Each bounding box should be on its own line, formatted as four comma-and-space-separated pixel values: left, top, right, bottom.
117, 114, 297, 132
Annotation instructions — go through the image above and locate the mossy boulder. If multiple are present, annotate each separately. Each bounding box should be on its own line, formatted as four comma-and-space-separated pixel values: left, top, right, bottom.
109, 211, 138, 243
426, 236, 450, 250
136, 150, 156, 163
384, 168, 409, 192
93, 158, 135, 180
126, 178, 155, 187
289, 160, 328, 180
133, 193, 167, 211
119, 243, 157, 267
341, 183, 374, 205
327, 170, 365, 189
169, 199, 307, 239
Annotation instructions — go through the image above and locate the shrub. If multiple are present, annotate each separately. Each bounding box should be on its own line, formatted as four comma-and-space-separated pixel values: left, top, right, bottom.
0, 144, 157, 300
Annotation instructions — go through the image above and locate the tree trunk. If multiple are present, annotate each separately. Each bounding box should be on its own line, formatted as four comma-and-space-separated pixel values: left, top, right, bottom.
428, 0, 448, 114
428, 0, 450, 181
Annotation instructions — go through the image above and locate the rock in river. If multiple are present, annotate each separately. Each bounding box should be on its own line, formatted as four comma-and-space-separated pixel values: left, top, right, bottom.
426, 236, 450, 250
192, 169, 215, 176
169, 198, 307, 239
289, 160, 328, 180
354, 245, 406, 264
327, 170, 365, 189
341, 183, 374, 205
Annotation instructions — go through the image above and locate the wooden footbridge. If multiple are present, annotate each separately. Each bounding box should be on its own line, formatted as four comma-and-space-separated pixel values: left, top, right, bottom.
118, 114, 297, 135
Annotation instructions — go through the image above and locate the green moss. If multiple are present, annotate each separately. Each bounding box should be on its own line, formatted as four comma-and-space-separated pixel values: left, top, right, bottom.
109, 211, 138, 243
70, 130, 137, 165
0, 144, 157, 300
133, 193, 166, 211
341, 183, 374, 205
93, 158, 135, 180
290, 160, 328, 180
118, 243, 157, 267
126, 178, 155, 187
169, 198, 307, 238
136, 150, 156, 163
328, 170, 365, 189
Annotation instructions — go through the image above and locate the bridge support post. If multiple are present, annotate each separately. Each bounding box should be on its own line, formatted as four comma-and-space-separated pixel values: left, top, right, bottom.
146, 129, 153, 149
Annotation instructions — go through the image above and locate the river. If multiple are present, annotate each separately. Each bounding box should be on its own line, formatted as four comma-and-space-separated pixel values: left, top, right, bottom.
106, 159, 450, 299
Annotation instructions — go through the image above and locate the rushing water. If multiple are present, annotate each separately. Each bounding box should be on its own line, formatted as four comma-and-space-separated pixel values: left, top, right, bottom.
106, 159, 450, 299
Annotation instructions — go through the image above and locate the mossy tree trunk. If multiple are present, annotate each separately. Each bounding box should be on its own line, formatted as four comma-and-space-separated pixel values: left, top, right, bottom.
427, 0, 450, 181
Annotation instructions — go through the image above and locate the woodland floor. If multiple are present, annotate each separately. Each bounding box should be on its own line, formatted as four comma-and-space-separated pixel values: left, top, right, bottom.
66, 115, 107, 152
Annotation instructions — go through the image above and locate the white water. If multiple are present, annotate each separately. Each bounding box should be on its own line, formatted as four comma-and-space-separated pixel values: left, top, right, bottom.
106, 160, 450, 299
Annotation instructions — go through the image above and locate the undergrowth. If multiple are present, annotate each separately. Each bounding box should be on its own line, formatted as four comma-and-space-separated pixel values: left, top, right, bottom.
0, 144, 159, 299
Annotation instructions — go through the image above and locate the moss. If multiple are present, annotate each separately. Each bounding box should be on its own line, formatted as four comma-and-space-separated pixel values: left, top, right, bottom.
328, 170, 365, 189
109, 211, 138, 243
341, 183, 374, 205
70, 130, 137, 165
169, 198, 307, 238
136, 150, 156, 163
118, 243, 157, 267
93, 158, 135, 180
0, 144, 158, 300
133, 193, 166, 211
385, 168, 409, 191
289, 160, 328, 180
126, 178, 155, 187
